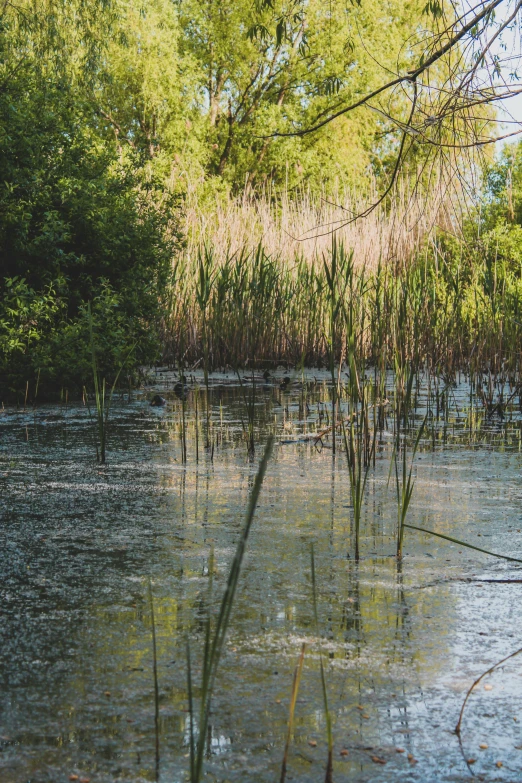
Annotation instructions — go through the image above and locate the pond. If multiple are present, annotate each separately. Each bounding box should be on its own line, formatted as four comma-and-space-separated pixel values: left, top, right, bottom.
2, 369, 522, 783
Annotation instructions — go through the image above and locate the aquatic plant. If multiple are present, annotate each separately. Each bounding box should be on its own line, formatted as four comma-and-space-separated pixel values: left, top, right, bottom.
311, 545, 333, 783
341, 404, 374, 561
180, 383, 187, 464
236, 370, 257, 456
161, 222, 522, 392
195, 246, 214, 448
394, 419, 426, 559
194, 384, 200, 463
186, 437, 273, 783
280, 643, 306, 783
322, 241, 345, 454
86, 304, 132, 463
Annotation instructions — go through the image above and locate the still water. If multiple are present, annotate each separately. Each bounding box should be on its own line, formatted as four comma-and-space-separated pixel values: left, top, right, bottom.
2, 370, 522, 782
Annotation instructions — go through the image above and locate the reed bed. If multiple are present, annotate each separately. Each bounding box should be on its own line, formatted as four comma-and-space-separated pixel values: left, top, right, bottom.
183, 179, 449, 269
163, 233, 522, 384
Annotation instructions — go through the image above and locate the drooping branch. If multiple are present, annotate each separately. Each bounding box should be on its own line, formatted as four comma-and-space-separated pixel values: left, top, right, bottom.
265, 0, 508, 140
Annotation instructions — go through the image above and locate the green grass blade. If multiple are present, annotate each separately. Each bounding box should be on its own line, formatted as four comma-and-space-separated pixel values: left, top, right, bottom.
280, 643, 306, 783
404, 523, 522, 563
191, 436, 273, 782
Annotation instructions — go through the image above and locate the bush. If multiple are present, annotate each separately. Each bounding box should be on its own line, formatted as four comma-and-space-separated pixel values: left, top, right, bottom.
0, 57, 178, 400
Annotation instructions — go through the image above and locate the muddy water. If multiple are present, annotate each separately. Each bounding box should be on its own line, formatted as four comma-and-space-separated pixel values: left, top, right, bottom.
2, 370, 522, 783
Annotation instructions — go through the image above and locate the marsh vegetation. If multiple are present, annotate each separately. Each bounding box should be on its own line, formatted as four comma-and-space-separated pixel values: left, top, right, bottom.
2, 0, 522, 780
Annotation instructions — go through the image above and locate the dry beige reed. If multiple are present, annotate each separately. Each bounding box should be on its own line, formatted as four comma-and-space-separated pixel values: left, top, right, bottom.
183, 178, 453, 269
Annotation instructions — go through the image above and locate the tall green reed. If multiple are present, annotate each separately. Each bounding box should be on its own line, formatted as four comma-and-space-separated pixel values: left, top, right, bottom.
341, 386, 375, 562
393, 419, 426, 559
310, 545, 333, 783
195, 245, 214, 448
187, 437, 273, 783
236, 370, 257, 456
322, 242, 343, 453
161, 236, 522, 396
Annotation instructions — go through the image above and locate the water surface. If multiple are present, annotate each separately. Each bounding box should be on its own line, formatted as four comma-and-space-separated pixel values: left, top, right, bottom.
2, 370, 522, 782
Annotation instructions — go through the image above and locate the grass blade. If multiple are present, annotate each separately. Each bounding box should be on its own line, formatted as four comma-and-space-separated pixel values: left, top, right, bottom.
280, 643, 306, 783
404, 523, 522, 563
455, 645, 522, 735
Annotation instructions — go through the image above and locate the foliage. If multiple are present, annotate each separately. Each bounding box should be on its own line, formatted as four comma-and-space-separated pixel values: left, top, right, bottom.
177, 0, 430, 191
0, 3, 179, 398
1, 0, 521, 397
17, 0, 432, 193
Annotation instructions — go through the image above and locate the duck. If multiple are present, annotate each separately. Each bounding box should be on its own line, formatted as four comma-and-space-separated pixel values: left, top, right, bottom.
174, 375, 190, 399
150, 394, 167, 407
241, 370, 273, 384
280, 375, 291, 391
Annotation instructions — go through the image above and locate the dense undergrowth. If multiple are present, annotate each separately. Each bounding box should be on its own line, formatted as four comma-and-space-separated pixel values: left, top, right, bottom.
4, 196, 522, 401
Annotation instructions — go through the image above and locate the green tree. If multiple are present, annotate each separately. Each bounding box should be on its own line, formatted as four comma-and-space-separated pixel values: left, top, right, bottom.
178, 0, 429, 191
91, 0, 201, 164
0, 1, 178, 396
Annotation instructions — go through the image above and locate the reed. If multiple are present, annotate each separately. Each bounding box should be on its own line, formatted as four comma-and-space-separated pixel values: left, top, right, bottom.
195, 246, 214, 448
162, 230, 522, 385
341, 392, 375, 562
183, 179, 447, 270
87, 304, 131, 463
194, 385, 200, 463
280, 643, 306, 783
187, 437, 273, 783
310, 545, 333, 783
394, 419, 426, 559
322, 241, 346, 453
236, 371, 256, 456
181, 391, 187, 464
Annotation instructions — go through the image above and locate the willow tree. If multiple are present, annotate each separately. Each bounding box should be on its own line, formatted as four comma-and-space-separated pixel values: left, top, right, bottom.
264, 0, 522, 225
177, 0, 432, 191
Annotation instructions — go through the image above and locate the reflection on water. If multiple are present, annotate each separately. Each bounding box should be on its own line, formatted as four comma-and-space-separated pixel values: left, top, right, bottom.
1, 369, 522, 782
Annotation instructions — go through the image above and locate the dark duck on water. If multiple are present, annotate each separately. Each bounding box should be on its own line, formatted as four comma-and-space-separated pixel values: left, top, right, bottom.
174, 375, 190, 399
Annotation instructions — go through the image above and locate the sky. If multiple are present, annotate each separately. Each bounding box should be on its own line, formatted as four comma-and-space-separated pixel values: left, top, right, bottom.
480, 2, 522, 149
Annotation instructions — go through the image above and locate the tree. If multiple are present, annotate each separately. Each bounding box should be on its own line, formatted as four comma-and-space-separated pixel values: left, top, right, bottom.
91, 0, 200, 163
0, 0, 178, 395
265, 0, 522, 226
178, 0, 432, 190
